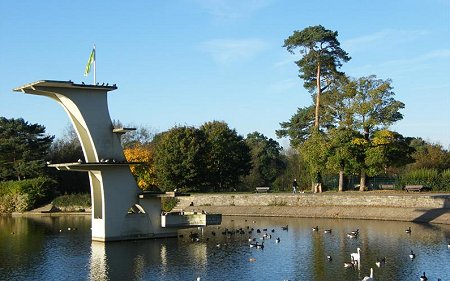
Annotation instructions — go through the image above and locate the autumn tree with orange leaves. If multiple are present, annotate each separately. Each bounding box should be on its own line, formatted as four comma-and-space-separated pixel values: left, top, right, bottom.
123, 143, 158, 191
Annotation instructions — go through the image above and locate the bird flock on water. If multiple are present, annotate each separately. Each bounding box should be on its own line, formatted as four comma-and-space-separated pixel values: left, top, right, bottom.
187, 222, 445, 281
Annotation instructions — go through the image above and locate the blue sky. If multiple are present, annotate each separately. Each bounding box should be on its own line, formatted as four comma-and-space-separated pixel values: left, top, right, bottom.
1, 0, 449, 148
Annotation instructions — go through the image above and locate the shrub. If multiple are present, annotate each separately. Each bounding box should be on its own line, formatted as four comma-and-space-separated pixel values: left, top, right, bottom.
399, 168, 440, 190
440, 169, 450, 191
52, 193, 91, 210
161, 197, 179, 212
0, 177, 56, 212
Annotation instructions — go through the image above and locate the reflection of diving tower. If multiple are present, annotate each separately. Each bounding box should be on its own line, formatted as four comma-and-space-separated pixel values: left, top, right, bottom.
14, 80, 221, 242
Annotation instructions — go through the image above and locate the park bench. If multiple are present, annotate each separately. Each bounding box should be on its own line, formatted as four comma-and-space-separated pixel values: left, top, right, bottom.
405, 185, 428, 192
255, 187, 270, 193
380, 184, 395, 190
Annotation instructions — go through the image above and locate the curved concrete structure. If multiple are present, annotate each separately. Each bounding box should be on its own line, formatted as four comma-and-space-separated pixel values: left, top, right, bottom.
14, 80, 176, 241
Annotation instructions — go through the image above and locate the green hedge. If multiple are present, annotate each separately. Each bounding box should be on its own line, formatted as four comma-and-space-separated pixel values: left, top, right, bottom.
399, 168, 450, 191
52, 193, 91, 210
0, 177, 56, 212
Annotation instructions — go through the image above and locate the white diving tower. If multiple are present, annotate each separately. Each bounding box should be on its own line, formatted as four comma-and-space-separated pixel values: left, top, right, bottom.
14, 80, 221, 242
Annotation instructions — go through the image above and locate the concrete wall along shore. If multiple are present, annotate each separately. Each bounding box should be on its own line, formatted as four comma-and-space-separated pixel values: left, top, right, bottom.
178, 193, 450, 209
176, 193, 450, 224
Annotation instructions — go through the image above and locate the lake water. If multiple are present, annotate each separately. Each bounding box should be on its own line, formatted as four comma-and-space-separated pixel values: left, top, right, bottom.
1, 215, 449, 281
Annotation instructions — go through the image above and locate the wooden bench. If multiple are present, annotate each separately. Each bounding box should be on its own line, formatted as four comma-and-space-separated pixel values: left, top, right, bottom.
380, 184, 395, 190
405, 185, 427, 192
255, 187, 270, 193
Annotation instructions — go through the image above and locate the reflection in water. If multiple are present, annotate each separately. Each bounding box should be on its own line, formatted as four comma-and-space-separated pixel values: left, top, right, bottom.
90, 242, 108, 281
1, 215, 450, 280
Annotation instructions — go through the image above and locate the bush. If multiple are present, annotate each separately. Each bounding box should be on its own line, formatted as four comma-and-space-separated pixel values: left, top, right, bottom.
399, 168, 440, 191
0, 177, 56, 212
161, 197, 179, 212
440, 169, 450, 191
52, 193, 91, 210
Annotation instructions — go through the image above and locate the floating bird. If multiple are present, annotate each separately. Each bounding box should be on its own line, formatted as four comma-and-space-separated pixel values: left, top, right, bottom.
312, 226, 319, 231
327, 255, 332, 262
344, 257, 357, 268
347, 232, 358, 238
361, 268, 374, 281
324, 229, 332, 234
281, 225, 289, 231
405, 226, 412, 234
249, 242, 258, 248
344, 261, 355, 268
256, 242, 264, 249
249, 258, 256, 262
420, 272, 427, 281
351, 247, 361, 264
375, 257, 386, 267
275, 237, 280, 243
409, 250, 416, 259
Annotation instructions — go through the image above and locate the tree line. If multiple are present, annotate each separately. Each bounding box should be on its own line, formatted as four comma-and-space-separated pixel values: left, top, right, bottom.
1, 26, 450, 197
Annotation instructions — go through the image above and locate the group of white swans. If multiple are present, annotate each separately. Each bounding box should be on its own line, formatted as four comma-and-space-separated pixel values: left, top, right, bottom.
333, 226, 437, 281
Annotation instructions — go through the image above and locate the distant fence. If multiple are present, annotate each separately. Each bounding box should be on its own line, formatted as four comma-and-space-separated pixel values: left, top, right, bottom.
322, 175, 398, 191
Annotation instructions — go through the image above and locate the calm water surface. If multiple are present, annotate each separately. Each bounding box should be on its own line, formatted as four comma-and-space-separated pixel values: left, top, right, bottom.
1, 215, 449, 281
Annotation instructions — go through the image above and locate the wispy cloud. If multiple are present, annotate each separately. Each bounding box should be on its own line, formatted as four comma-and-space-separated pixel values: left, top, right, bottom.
358, 48, 450, 74
199, 38, 268, 64
342, 29, 429, 53
194, 0, 274, 22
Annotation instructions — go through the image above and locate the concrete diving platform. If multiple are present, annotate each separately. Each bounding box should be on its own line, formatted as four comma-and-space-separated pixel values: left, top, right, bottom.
161, 211, 222, 228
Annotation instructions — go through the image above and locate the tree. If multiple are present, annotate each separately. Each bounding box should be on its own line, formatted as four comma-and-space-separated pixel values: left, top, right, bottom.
112, 120, 156, 148
283, 25, 350, 129
276, 106, 315, 147
47, 124, 88, 193
124, 143, 157, 191
350, 75, 405, 190
352, 75, 405, 139
326, 128, 363, 192
299, 131, 329, 192
244, 132, 285, 189
364, 130, 414, 177
153, 126, 207, 192
0, 117, 54, 181
200, 121, 251, 192
407, 138, 450, 171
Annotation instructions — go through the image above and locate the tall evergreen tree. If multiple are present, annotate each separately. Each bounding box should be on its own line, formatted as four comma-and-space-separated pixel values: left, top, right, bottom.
0, 117, 54, 180
283, 25, 350, 129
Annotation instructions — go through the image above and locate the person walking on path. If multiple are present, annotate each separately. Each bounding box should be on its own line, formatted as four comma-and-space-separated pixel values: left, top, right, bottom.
292, 179, 298, 193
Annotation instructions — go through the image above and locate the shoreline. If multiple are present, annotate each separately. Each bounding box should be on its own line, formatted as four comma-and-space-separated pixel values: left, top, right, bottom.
177, 192, 450, 225
7, 192, 450, 225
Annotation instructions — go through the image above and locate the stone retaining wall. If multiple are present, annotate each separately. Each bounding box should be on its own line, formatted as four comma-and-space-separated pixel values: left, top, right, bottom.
176, 193, 450, 224
177, 193, 450, 209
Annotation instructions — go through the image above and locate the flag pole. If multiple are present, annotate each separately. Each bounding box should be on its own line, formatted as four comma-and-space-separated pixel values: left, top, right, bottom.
93, 44, 96, 84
